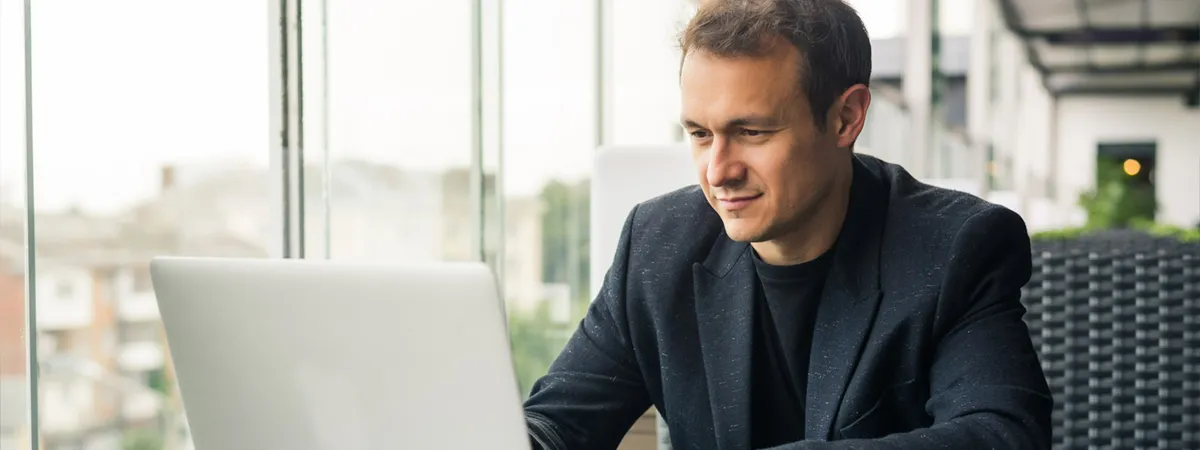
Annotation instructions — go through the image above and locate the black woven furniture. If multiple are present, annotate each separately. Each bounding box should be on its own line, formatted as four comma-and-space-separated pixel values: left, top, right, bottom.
1022, 231, 1200, 449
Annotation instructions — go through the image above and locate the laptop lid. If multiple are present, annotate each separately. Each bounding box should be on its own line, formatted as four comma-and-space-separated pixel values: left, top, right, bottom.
150, 256, 530, 450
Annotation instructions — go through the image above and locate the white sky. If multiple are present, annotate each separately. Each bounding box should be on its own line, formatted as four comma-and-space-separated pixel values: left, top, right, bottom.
0, 0, 972, 213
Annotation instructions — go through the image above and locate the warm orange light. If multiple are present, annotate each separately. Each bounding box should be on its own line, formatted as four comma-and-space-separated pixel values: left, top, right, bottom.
1123, 159, 1141, 176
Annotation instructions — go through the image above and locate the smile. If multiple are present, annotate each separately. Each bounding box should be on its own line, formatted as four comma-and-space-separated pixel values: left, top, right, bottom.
718, 194, 762, 212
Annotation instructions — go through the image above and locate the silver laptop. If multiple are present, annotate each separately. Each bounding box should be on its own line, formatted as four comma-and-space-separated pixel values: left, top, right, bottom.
150, 256, 531, 450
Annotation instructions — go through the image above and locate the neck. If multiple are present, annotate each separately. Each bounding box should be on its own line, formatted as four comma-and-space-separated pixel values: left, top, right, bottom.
751, 158, 853, 266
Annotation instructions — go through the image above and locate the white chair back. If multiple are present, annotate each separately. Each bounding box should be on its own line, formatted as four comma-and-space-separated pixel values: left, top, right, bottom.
590, 145, 697, 298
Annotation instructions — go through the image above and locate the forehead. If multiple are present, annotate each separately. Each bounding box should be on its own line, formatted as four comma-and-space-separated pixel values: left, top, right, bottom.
679, 47, 806, 123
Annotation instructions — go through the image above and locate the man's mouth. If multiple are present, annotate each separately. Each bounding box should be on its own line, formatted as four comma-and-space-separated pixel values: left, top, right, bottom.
718, 193, 762, 212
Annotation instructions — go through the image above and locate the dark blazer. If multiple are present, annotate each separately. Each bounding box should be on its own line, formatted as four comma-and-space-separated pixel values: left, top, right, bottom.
524, 154, 1053, 450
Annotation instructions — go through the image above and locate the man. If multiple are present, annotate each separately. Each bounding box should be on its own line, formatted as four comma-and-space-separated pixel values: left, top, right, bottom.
523, 0, 1052, 448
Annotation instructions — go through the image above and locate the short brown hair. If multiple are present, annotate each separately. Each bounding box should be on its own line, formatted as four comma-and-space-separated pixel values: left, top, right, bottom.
679, 0, 872, 131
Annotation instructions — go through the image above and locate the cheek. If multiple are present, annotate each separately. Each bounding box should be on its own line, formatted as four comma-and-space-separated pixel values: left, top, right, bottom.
743, 143, 795, 190
781, 164, 829, 212
692, 151, 711, 186
756, 147, 818, 209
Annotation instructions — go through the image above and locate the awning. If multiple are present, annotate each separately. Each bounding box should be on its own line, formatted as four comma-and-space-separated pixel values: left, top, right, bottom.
997, 0, 1199, 97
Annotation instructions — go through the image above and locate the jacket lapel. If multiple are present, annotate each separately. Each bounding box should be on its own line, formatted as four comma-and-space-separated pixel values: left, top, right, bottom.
691, 155, 890, 446
693, 236, 755, 450
804, 155, 887, 441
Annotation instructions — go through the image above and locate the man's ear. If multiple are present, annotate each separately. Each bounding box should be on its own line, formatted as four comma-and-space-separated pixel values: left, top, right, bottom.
831, 84, 870, 149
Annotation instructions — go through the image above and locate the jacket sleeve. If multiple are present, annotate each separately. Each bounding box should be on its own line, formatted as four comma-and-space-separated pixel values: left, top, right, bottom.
769, 205, 1054, 450
524, 205, 652, 450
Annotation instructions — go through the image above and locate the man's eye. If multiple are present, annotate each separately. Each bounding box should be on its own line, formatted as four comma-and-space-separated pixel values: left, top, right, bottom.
690, 130, 711, 139
741, 129, 764, 137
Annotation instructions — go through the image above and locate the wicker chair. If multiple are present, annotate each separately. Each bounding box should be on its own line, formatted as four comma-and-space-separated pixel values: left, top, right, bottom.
1021, 232, 1200, 449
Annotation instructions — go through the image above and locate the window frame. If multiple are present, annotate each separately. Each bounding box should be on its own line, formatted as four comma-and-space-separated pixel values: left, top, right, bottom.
13, 0, 498, 447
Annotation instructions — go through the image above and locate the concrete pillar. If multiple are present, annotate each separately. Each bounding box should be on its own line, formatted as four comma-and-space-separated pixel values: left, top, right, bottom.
1046, 96, 1061, 221
967, 0, 993, 197
904, 0, 933, 179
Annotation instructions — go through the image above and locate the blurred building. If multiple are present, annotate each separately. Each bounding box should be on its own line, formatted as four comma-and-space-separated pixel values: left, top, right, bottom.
0, 236, 28, 450
0, 210, 262, 448
856, 0, 1198, 232
134, 163, 548, 309
2, 1, 1195, 450
969, 0, 1199, 231
0, 161, 551, 449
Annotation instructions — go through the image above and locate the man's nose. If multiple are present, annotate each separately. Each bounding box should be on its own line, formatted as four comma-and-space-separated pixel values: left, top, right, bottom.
706, 137, 745, 188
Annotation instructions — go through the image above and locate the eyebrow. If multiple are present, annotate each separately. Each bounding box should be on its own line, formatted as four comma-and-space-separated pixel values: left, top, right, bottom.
681, 115, 781, 130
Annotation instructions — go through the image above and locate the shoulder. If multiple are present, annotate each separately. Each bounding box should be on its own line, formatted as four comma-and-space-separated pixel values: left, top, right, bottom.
621, 184, 726, 267
861, 155, 1028, 256
861, 155, 1033, 322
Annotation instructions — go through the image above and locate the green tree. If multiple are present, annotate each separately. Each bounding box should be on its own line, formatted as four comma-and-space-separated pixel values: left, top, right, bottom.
507, 296, 599, 398
508, 180, 593, 398
507, 302, 572, 397
539, 179, 591, 303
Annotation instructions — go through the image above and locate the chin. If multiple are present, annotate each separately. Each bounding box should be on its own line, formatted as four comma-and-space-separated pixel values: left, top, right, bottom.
721, 221, 766, 243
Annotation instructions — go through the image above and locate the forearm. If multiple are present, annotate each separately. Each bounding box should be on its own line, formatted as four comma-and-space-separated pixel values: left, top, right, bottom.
765, 413, 1050, 450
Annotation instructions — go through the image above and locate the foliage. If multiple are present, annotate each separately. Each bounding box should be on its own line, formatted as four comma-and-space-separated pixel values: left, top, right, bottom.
507, 302, 571, 398
507, 294, 594, 399
539, 179, 591, 303
1128, 219, 1200, 242
1032, 157, 1198, 242
505, 178, 594, 398
1030, 222, 1200, 242
146, 368, 168, 395
1076, 157, 1156, 229
121, 428, 164, 450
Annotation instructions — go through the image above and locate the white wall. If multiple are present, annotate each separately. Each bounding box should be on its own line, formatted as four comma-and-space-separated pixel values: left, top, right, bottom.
970, 3, 1065, 232
1056, 96, 1200, 228
1012, 67, 1054, 196
590, 146, 695, 298
987, 31, 1024, 187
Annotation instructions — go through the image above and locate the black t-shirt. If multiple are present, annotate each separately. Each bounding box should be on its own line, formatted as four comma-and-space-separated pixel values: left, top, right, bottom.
749, 247, 835, 448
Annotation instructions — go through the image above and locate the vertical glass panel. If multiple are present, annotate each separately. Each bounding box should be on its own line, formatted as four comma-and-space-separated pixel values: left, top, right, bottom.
29, 1, 271, 448
610, 0, 695, 146
1, 0, 32, 446
305, 0, 474, 263
500, 0, 596, 396
480, 0, 504, 274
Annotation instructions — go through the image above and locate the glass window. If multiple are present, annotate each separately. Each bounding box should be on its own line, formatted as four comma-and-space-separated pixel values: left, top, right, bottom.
301, 0, 475, 263
1, 0, 31, 447
27, 1, 272, 449
609, 0, 696, 145
495, 0, 597, 396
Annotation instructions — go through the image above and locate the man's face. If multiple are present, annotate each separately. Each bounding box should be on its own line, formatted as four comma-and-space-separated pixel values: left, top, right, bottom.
680, 44, 845, 243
